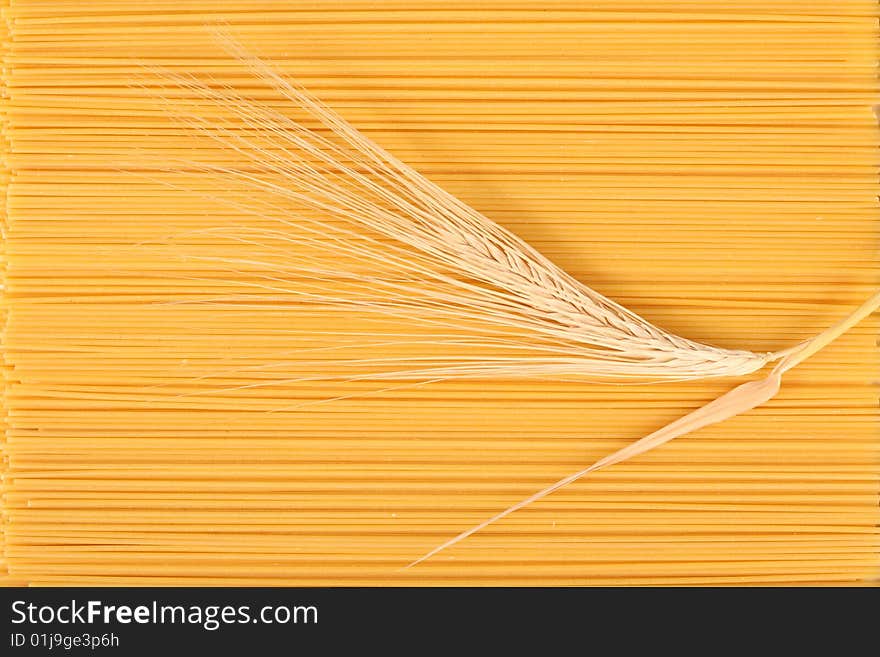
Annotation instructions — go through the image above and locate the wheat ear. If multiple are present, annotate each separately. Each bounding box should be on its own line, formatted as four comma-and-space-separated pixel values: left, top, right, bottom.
141, 38, 880, 568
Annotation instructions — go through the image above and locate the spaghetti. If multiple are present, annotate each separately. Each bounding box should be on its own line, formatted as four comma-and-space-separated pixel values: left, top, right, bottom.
1, 0, 878, 585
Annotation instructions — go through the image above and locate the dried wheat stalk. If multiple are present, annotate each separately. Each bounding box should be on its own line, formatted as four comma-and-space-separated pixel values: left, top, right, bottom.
141, 39, 880, 568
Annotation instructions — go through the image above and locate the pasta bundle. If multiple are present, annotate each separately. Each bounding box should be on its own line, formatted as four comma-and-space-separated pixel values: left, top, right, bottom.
1, 0, 878, 585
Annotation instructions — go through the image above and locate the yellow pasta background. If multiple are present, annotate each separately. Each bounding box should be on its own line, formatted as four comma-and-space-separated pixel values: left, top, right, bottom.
1, 0, 878, 585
